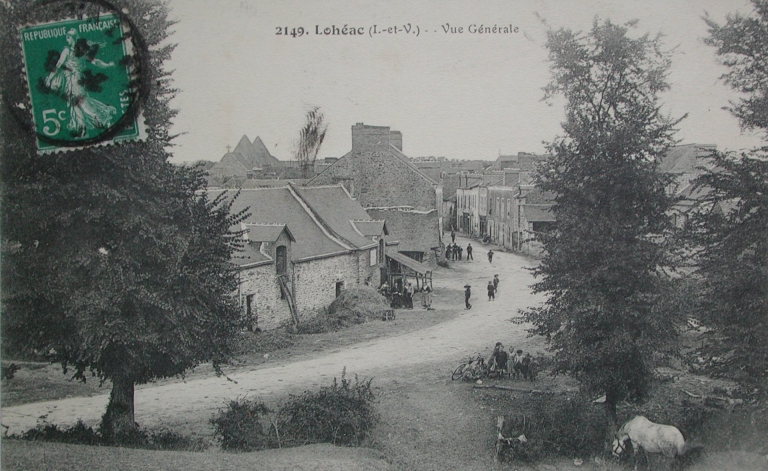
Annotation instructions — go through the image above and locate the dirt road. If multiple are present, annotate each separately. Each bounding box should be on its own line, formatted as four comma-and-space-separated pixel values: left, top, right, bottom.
1, 239, 545, 435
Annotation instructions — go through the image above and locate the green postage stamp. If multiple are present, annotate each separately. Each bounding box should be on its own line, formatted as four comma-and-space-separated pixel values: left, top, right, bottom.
19, 13, 144, 153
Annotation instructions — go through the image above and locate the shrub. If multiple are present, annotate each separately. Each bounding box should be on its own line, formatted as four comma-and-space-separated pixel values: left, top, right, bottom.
277, 368, 377, 446
149, 428, 209, 452
498, 394, 604, 463
210, 399, 273, 452
13, 420, 206, 451
298, 286, 389, 334
17, 420, 101, 446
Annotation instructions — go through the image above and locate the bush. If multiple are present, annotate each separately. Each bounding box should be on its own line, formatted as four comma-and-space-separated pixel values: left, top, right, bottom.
210, 399, 273, 452
13, 420, 207, 451
298, 286, 389, 334
17, 420, 101, 446
277, 368, 377, 446
498, 394, 604, 463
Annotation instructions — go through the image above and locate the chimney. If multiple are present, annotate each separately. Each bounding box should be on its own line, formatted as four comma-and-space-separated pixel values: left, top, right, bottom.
351, 123, 392, 153
389, 130, 402, 151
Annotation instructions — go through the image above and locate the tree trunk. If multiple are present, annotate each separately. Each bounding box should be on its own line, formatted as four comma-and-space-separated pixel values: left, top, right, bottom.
101, 376, 137, 441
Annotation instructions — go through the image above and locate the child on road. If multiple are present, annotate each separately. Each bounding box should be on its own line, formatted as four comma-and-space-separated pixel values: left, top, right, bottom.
487, 281, 495, 301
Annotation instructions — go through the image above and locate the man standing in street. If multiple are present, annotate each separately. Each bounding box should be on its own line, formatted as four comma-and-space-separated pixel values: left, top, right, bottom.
451, 230, 456, 244
493, 274, 499, 294
487, 281, 495, 301
405, 282, 415, 309
464, 284, 472, 309
487, 249, 494, 263
458, 245, 463, 261
466, 243, 473, 261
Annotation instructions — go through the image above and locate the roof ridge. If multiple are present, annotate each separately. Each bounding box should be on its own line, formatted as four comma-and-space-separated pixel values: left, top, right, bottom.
388, 144, 438, 185
286, 184, 354, 250
348, 220, 365, 237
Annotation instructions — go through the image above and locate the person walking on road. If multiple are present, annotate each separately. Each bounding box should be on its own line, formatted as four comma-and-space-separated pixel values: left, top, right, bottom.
487, 249, 494, 263
451, 230, 456, 243
464, 284, 472, 309
466, 243, 473, 260
487, 281, 495, 301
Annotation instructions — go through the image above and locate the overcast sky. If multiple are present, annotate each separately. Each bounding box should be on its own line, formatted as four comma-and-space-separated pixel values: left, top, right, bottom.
165, 0, 763, 163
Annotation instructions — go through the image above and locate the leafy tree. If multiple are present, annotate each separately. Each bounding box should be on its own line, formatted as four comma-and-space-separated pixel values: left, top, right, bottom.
686, 0, 768, 392
685, 151, 768, 390
0, 0, 247, 440
704, 0, 768, 136
293, 106, 327, 179
519, 19, 683, 437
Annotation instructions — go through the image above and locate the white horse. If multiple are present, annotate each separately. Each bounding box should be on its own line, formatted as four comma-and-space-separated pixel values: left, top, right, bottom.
612, 416, 686, 469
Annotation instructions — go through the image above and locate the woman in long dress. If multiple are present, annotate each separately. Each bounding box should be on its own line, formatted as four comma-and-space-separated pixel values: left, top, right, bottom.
44, 29, 116, 138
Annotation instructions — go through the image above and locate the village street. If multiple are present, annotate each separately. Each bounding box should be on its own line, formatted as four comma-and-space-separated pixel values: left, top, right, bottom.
1, 239, 546, 437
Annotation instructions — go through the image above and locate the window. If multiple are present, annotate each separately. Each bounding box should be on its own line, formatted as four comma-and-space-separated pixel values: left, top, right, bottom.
335, 281, 344, 298
370, 247, 377, 266
276, 245, 287, 275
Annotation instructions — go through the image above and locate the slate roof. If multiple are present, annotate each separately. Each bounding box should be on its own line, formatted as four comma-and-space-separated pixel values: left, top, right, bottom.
243, 223, 295, 242
658, 144, 716, 174
522, 204, 556, 222
293, 185, 377, 249
521, 187, 556, 204
209, 184, 381, 262
231, 242, 271, 267
350, 219, 387, 237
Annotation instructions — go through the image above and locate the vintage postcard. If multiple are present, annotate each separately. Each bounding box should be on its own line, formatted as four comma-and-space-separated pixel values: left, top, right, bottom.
2, 1, 766, 470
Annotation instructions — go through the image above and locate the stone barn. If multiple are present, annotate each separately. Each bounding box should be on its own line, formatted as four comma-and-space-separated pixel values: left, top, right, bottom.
211, 184, 388, 330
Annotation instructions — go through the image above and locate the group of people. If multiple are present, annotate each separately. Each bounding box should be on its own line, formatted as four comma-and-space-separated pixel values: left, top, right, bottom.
487, 342, 535, 380
445, 242, 472, 261
379, 281, 433, 310
487, 274, 500, 301
447, 230, 494, 264
463, 274, 500, 309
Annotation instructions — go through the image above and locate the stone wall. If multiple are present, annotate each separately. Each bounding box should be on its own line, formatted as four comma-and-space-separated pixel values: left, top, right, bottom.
238, 264, 292, 331
292, 249, 378, 319
239, 247, 380, 330
313, 151, 437, 211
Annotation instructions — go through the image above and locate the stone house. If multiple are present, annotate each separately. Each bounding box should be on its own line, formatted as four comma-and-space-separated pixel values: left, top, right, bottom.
486, 185, 519, 247
309, 123, 443, 264
211, 184, 388, 330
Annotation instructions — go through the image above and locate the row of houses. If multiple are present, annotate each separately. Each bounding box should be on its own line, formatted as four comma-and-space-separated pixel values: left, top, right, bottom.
212, 120, 717, 329
453, 153, 556, 256
452, 144, 716, 256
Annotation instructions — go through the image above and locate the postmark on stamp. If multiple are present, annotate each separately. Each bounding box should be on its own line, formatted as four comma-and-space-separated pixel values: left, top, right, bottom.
19, 12, 145, 153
